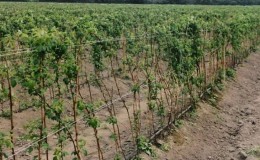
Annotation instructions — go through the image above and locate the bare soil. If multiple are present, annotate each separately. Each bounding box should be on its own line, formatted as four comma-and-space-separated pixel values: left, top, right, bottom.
141, 52, 260, 160
1, 49, 259, 159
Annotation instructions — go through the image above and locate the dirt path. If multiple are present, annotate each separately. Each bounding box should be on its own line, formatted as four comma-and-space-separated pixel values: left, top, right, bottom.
141, 52, 260, 160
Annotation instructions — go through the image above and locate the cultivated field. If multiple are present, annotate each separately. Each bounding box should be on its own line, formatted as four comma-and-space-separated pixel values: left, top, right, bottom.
0, 3, 259, 160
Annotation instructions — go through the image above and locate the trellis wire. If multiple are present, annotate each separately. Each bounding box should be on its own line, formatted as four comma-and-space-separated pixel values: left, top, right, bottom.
0, 32, 150, 59
6, 83, 147, 159
4, 29, 212, 159
0, 31, 192, 60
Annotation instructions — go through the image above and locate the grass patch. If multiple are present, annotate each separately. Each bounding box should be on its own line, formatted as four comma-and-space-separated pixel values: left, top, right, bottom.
174, 119, 184, 128
0, 109, 11, 119
247, 146, 260, 157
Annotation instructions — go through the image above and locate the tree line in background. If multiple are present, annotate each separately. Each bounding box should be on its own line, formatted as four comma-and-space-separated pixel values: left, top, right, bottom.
1, 0, 260, 5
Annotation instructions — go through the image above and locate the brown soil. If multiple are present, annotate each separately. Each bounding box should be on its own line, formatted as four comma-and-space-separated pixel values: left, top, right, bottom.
140, 52, 260, 160
0, 50, 168, 159
1, 49, 259, 159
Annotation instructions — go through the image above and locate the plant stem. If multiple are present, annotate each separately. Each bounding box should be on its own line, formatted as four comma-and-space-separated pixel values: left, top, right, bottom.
5, 59, 15, 160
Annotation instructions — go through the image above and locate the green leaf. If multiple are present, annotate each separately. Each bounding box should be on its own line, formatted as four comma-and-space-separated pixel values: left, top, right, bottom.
3, 153, 8, 158
77, 100, 85, 112
27, 146, 34, 153
83, 149, 88, 156
86, 117, 100, 129
109, 133, 117, 141
106, 116, 117, 124
10, 77, 17, 88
